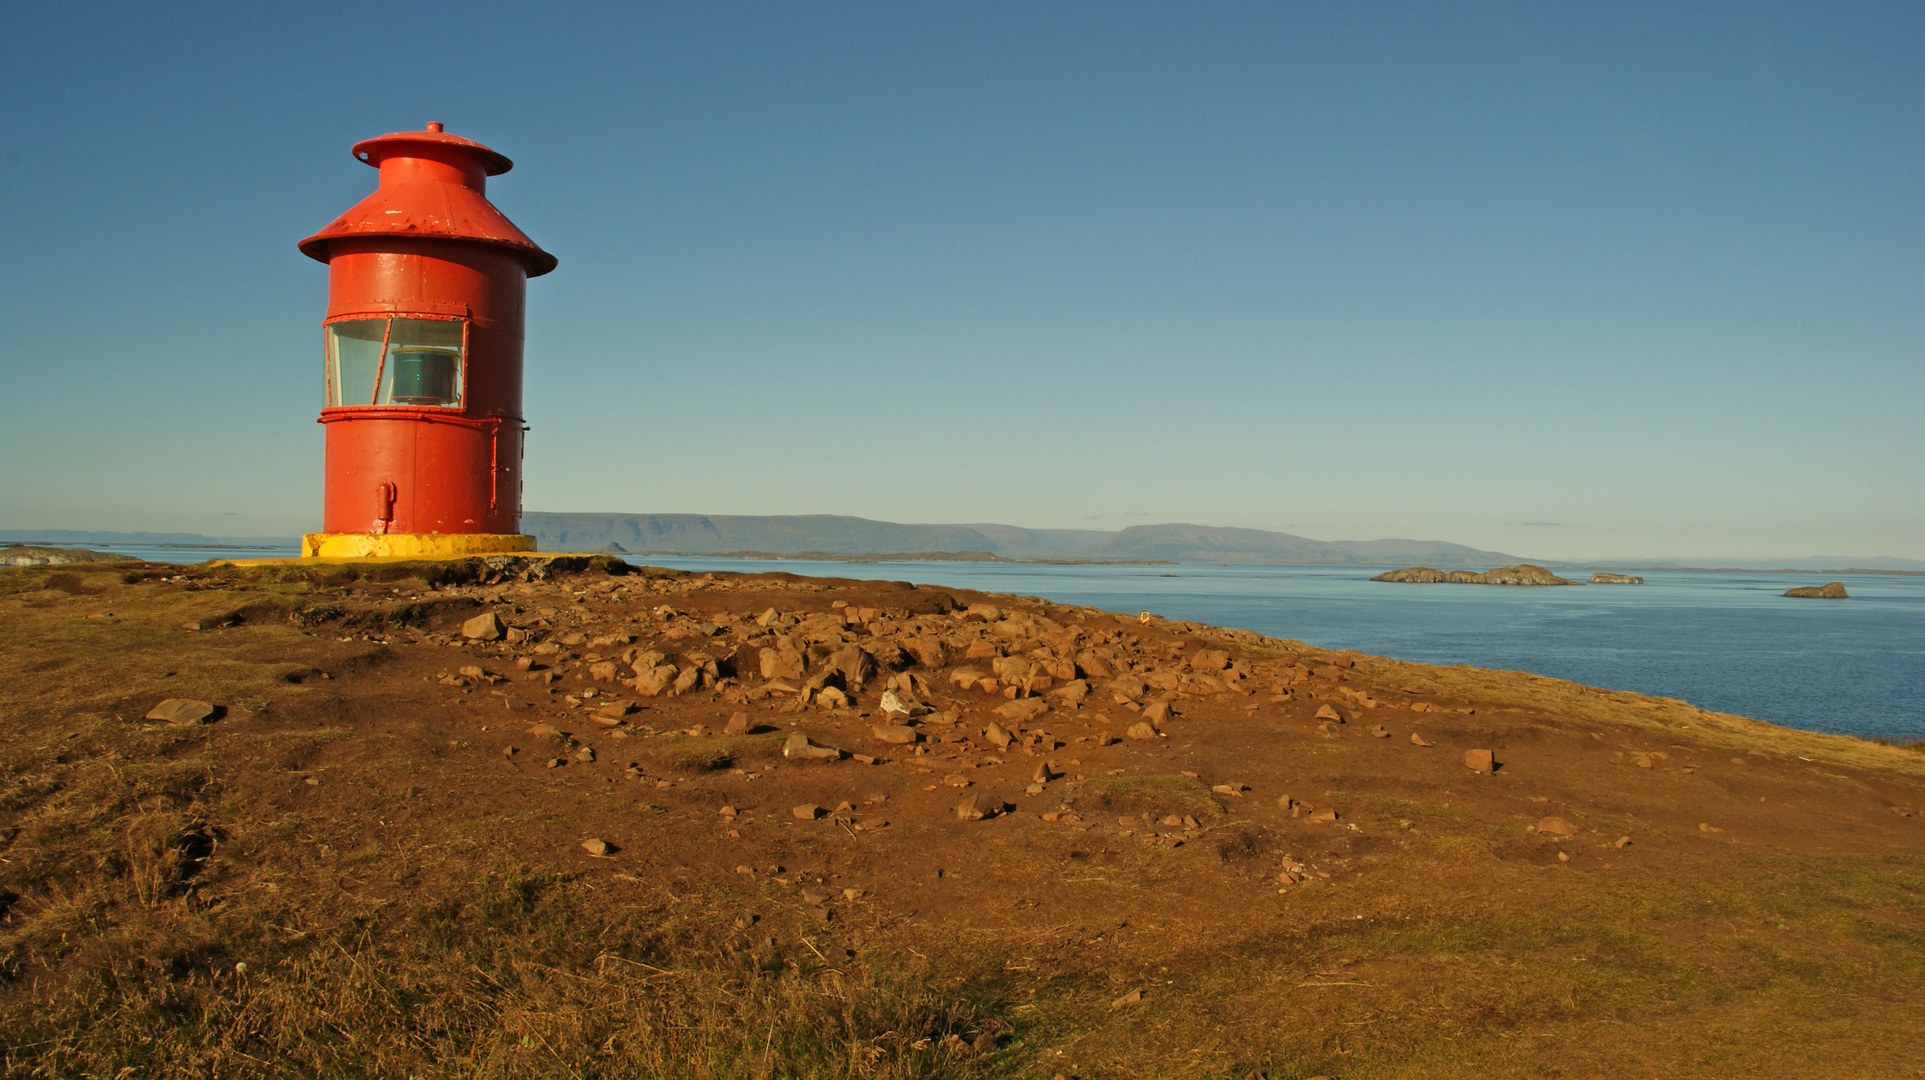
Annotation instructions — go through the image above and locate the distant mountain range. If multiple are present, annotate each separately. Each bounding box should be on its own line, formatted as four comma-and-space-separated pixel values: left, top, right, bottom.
10, 521, 1920, 572
519, 513, 1529, 567
0, 529, 297, 550
1583, 556, 1925, 573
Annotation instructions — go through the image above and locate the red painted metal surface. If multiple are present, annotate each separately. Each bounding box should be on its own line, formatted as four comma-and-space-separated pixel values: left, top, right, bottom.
300, 123, 553, 538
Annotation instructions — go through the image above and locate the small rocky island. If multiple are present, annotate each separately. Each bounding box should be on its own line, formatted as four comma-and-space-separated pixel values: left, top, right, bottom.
1784, 581, 1849, 599
1, 545, 125, 567
1371, 564, 1579, 586
1589, 572, 1645, 584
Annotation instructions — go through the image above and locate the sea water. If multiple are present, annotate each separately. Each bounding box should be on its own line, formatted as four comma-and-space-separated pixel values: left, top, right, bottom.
637, 558, 1925, 742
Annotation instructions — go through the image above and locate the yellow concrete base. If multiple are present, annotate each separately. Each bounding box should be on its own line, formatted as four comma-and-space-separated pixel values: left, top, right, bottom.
299, 533, 537, 559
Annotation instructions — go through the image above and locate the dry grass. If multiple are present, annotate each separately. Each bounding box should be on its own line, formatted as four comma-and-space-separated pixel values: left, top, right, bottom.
4, 867, 1014, 1078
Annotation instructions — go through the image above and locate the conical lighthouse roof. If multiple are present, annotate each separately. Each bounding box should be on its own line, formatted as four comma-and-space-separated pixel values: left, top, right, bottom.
299, 124, 557, 277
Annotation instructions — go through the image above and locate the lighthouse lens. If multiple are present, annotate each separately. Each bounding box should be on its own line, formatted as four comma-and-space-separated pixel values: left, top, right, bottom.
390, 349, 460, 405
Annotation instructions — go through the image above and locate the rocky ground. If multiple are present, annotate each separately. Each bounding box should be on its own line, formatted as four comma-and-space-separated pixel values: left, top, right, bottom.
1, 556, 1920, 1079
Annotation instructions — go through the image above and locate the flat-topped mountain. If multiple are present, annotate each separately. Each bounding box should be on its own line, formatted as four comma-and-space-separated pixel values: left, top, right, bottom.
524, 512, 1526, 566
1371, 564, 1580, 586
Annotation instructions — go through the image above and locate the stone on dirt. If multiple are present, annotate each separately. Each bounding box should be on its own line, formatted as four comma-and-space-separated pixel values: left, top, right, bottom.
879, 689, 930, 717
1314, 704, 1343, 722
1410, 733, 1433, 747
724, 712, 751, 736
1126, 721, 1159, 741
792, 804, 823, 820
1190, 649, 1230, 671
996, 698, 1048, 724
145, 698, 216, 725
983, 723, 1014, 749
871, 723, 919, 745
1465, 749, 1495, 774
956, 791, 1003, 821
1536, 817, 1579, 837
580, 838, 614, 857
461, 612, 504, 640
782, 732, 841, 761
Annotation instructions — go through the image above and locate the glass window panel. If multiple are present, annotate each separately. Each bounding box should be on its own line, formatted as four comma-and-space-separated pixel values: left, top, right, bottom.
326, 319, 387, 407
325, 317, 464, 408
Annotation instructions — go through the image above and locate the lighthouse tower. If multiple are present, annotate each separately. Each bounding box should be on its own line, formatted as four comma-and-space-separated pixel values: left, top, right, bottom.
297, 122, 555, 559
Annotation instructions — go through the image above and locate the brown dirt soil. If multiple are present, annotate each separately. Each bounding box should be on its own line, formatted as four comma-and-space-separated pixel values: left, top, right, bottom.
0, 557, 1920, 1079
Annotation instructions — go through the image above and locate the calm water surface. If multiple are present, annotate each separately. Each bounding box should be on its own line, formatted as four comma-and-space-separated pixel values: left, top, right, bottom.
642, 558, 1925, 742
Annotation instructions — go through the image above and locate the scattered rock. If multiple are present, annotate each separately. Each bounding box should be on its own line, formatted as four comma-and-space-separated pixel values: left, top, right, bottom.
1410, 733, 1433, 747
633, 664, 677, 697
1126, 721, 1159, 741
879, 689, 930, 717
983, 723, 1015, 749
1536, 817, 1579, 838
144, 699, 217, 725
1314, 704, 1343, 723
1615, 836, 1632, 848
462, 612, 504, 640
1111, 989, 1142, 1008
782, 732, 841, 761
871, 723, 919, 745
1307, 808, 1338, 823
1190, 649, 1230, 671
724, 712, 751, 736
793, 804, 823, 820
800, 887, 830, 905
956, 791, 1003, 821
1465, 749, 1495, 774
996, 698, 1049, 724
1783, 582, 1848, 599
580, 838, 614, 857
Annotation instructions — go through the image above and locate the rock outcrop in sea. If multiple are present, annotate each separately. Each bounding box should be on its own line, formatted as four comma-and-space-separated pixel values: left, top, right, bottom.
0, 546, 126, 567
1783, 582, 1849, 599
1371, 564, 1578, 586
1589, 573, 1644, 584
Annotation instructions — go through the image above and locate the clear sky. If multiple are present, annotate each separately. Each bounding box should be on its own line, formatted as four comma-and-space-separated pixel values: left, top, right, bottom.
2, 2, 1919, 561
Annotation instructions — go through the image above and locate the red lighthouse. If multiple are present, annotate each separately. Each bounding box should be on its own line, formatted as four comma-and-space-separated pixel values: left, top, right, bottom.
298, 122, 555, 558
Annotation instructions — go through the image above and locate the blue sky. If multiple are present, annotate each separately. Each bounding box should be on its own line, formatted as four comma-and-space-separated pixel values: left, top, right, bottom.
1, 2, 1918, 560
